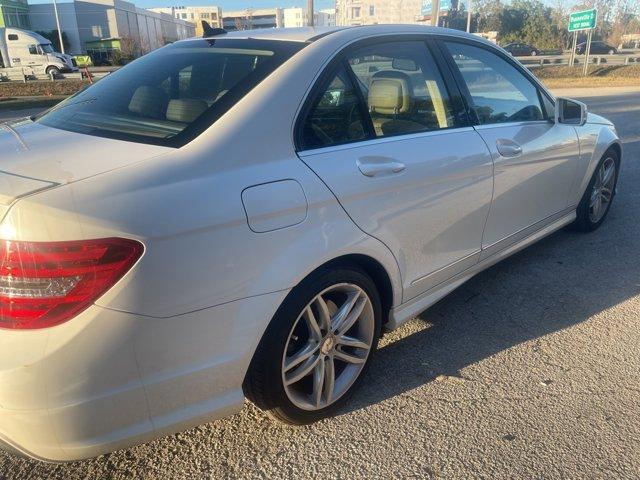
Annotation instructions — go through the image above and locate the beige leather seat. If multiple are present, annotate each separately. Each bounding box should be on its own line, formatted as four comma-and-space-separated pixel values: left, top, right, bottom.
367, 70, 424, 137
166, 99, 208, 124
128, 86, 168, 120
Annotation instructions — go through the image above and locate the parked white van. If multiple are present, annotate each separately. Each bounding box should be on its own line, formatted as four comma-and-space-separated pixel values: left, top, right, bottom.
0, 27, 77, 75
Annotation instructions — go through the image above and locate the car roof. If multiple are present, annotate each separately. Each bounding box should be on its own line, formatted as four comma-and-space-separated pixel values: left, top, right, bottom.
183, 24, 493, 45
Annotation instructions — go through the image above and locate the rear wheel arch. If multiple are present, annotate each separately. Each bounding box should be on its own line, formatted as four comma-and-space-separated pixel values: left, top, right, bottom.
316, 254, 395, 327
243, 253, 397, 395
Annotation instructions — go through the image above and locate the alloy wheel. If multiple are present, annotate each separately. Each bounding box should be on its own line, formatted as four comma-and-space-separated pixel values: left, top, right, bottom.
281, 283, 375, 411
589, 157, 616, 223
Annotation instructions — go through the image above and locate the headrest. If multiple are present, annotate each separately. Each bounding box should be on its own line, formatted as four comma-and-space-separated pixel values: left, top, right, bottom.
128, 86, 167, 119
368, 70, 413, 115
166, 99, 208, 123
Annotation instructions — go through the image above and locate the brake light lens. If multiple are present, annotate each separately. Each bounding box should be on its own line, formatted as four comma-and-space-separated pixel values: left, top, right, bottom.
0, 238, 144, 330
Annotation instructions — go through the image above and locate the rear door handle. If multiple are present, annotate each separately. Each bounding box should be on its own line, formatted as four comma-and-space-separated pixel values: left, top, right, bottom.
357, 157, 406, 177
496, 139, 523, 157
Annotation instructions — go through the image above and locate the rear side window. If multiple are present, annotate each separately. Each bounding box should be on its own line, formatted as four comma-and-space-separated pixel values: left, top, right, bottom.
347, 41, 457, 137
8, 34, 18, 41
299, 65, 368, 150
444, 41, 545, 125
36, 39, 304, 147
299, 40, 459, 150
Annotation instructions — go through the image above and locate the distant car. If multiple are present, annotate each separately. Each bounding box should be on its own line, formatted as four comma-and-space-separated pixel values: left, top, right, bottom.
576, 41, 617, 55
503, 42, 540, 56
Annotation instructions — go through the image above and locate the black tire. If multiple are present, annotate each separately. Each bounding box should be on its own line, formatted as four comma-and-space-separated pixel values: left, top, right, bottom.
574, 148, 620, 232
46, 66, 61, 76
244, 265, 382, 425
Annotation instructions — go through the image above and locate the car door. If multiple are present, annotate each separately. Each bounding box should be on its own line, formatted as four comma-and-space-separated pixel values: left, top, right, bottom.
440, 39, 581, 257
296, 38, 494, 300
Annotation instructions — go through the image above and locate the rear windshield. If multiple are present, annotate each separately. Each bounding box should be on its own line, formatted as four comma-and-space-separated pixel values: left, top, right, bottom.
36, 39, 305, 147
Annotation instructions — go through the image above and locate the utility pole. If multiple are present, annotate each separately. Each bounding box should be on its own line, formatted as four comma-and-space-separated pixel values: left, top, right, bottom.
307, 0, 314, 26
52, 0, 65, 54
582, 28, 592, 76
466, 0, 472, 32
431, 0, 440, 27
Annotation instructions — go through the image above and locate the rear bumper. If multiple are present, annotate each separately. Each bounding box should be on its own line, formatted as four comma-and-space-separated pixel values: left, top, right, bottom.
0, 289, 287, 462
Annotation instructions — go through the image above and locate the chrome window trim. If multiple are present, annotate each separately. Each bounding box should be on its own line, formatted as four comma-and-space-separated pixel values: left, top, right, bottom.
297, 125, 477, 158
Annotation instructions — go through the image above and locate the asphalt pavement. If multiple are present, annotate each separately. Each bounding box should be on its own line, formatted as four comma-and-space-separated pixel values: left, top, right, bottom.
1, 87, 639, 479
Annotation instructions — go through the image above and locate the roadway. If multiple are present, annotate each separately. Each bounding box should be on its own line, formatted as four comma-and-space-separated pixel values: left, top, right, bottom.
1, 87, 639, 479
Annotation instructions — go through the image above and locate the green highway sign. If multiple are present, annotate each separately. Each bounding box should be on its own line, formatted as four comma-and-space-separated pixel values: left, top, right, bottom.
569, 9, 597, 32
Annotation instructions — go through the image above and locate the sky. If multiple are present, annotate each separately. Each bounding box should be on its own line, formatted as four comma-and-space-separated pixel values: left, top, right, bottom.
27, 0, 336, 9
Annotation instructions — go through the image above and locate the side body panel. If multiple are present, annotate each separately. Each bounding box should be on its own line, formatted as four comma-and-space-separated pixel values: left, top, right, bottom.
300, 128, 494, 300
475, 121, 581, 248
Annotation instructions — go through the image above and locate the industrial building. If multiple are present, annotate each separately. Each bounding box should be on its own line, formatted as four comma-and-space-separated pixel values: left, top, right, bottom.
28, 0, 194, 61
0, 0, 30, 29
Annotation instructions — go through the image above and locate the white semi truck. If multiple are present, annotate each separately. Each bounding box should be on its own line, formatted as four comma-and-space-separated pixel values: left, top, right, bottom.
0, 27, 78, 77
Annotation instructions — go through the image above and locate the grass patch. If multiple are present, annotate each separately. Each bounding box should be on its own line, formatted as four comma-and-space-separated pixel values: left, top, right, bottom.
0, 79, 88, 99
532, 64, 640, 88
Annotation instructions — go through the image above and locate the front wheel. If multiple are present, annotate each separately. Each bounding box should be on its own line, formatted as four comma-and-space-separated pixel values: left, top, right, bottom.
46, 66, 61, 76
574, 149, 619, 232
245, 266, 381, 424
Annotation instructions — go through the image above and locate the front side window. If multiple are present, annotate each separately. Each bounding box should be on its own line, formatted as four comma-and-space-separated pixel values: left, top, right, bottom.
445, 41, 546, 125
347, 41, 457, 137
40, 43, 54, 53
36, 39, 304, 146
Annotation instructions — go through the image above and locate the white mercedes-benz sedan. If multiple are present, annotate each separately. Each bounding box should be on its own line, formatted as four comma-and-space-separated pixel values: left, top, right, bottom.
0, 25, 621, 461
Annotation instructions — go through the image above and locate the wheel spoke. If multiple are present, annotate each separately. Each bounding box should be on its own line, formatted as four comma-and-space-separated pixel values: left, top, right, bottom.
312, 356, 325, 407
324, 357, 335, 404
333, 347, 366, 365
304, 306, 322, 342
314, 295, 332, 331
598, 165, 605, 187
284, 341, 319, 373
332, 292, 366, 335
590, 192, 601, 215
336, 334, 370, 351
601, 187, 612, 202
602, 162, 615, 186
285, 353, 320, 385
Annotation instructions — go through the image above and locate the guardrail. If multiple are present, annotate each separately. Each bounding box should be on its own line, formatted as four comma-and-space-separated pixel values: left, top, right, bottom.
515, 54, 640, 67
0, 68, 111, 83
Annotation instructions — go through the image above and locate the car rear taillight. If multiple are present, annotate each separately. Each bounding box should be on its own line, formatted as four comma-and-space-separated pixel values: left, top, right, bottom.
0, 238, 144, 330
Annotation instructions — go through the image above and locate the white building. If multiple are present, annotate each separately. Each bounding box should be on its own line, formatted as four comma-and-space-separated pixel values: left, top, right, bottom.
222, 8, 284, 31
283, 7, 336, 28
335, 0, 424, 26
149, 6, 223, 36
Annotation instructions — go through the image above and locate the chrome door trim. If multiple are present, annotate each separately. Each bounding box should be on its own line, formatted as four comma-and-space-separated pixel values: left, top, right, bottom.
409, 250, 481, 288
387, 209, 577, 330
480, 205, 577, 261
297, 126, 477, 158
473, 120, 553, 131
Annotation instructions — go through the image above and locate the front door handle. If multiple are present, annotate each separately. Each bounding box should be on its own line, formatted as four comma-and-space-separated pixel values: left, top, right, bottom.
357, 157, 406, 177
496, 139, 523, 157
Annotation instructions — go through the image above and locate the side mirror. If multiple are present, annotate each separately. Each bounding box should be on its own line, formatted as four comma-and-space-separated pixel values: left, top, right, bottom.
555, 97, 587, 126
